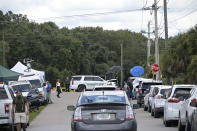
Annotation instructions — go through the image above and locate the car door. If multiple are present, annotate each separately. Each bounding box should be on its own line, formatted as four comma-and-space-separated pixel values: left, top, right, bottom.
84, 77, 95, 90
94, 76, 105, 87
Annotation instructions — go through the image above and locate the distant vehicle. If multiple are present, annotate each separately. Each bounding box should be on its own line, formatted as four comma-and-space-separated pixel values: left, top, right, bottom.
67, 91, 138, 131
69, 75, 108, 92
18, 73, 46, 103
150, 85, 172, 118
106, 79, 118, 87
26, 88, 41, 111
191, 109, 197, 131
163, 85, 196, 127
178, 87, 197, 131
93, 85, 117, 91
0, 82, 29, 130
8, 80, 32, 97
135, 78, 162, 107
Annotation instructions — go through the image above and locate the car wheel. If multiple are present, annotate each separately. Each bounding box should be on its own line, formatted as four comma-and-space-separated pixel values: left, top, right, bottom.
148, 104, 151, 112
151, 108, 154, 116
77, 85, 86, 92
154, 107, 159, 118
144, 105, 148, 111
178, 117, 185, 131
185, 117, 191, 131
164, 119, 171, 127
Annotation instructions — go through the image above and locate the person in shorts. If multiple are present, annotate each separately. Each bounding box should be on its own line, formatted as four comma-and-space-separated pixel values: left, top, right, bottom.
12, 90, 29, 131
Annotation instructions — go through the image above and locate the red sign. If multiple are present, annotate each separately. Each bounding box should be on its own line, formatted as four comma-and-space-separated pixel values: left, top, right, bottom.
151, 64, 160, 73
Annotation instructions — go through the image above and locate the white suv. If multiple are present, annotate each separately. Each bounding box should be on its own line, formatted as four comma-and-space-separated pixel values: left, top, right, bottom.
70, 75, 107, 92
178, 87, 197, 131
0, 82, 15, 130
163, 85, 195, 127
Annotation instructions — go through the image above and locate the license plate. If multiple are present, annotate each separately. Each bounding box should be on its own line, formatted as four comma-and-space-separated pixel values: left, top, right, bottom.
96, 114, 111, 120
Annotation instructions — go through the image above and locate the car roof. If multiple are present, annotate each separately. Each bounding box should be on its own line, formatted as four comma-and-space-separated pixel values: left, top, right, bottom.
173, 84, 197, 88
82, 90, 125, 96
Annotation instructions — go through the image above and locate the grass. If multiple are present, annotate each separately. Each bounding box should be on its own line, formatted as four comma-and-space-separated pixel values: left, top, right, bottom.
29, 106, 46, 122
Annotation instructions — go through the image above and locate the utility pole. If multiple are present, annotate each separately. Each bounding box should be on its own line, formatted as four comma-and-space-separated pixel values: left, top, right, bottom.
121, 43, 123, 90
2, 31, 5, 66
153, 0, 160, 80
147, 21, 151, 66
164, 0, 168, 48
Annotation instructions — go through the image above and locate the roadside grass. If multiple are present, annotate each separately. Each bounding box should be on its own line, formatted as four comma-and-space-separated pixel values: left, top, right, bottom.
29, 106, 46, 122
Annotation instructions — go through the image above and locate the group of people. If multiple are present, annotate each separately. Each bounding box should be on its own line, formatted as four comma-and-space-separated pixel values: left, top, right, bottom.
11, 77, 70, 131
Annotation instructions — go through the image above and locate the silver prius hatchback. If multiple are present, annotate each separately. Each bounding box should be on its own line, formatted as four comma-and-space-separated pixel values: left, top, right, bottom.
67, 91, 138, 131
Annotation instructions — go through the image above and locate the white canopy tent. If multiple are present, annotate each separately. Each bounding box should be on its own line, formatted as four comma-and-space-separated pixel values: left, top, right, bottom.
11, 61, 45, 81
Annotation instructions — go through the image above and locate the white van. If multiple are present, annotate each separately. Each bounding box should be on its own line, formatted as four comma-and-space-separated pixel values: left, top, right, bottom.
18, 73, 46, 101
8, 80, 32, 97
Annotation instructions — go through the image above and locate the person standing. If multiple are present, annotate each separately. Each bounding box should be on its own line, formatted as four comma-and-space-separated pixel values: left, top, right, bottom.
64, 77, 70, 92
56, 79, 61, 98
46, 81, 53, 104
12, 91, 29, 131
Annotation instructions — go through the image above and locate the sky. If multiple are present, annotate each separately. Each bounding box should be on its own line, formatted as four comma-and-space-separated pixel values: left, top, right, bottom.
0, 0, 197, 38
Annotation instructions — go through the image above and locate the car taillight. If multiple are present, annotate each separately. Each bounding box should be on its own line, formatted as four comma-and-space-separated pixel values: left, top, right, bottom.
138, 88, 142, 94
72, 80, 74, 85
126, 105, 134, 120
190, 98, 197, 107
39, 94, 43, 97
156, 95, 162, 99
5, 104, 9, 114
168, 97, 180, 103
74, 107, 82, 122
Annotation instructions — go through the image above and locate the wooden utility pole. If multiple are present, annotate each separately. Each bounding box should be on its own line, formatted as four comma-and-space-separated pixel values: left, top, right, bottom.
164, 0, 168, 48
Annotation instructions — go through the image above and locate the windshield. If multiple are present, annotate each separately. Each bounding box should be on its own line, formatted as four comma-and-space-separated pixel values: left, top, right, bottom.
12, 84, 31, 92
79, 95, 126, 105
29, 80, 41, 88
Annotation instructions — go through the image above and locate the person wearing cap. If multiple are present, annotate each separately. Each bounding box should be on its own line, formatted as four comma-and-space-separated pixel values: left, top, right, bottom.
12, 90, 29, 131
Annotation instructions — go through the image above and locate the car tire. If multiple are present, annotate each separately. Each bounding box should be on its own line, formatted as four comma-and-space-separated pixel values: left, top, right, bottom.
144, 105, 148, 111
151, 108, 154, 116
164, 119, 171, 127
154, 107, 159, 118
77, 85, 86, 92
148, 104, 151, 112
185, 117, 191, 131
178, 117, 185, 131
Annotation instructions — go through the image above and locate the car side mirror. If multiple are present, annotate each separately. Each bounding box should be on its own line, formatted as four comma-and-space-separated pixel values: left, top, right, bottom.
67, 105, 76, 111
42, 83, 46, 86
133, 104, 140, 109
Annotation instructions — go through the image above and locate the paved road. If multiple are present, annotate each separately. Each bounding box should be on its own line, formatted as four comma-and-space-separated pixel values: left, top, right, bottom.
25, 92, 177, 131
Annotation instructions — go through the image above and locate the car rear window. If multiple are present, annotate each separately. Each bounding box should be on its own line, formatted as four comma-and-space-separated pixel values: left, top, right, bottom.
173, 88, 192, 101
0, 88, 8, 99
80, 95, 126, 105
72, 77, 82, 81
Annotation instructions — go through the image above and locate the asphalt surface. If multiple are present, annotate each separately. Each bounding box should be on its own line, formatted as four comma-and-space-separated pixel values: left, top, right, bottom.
1, 92, 178, 131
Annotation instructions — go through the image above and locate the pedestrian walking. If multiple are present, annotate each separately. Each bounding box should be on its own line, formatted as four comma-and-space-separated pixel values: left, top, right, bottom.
56, 79, 61, 98
46, 81, 53, 104
12, 90, 29, 131
64, 77, 70, 92
127, 78, 133, 99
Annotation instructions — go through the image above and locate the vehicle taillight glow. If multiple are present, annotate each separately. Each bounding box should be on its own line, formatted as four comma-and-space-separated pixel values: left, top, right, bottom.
138, 88, 142, 94
190, 98, 197, 107
74, 107, 82, 122
126, 105, 134, 120
168, 97, 180, 103
72, 80, 74, 85
5, 104, 9, 114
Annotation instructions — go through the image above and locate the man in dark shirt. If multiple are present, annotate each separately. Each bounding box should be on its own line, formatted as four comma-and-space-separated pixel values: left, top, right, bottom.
64, 77, 70, 92
12, 90, 29, 131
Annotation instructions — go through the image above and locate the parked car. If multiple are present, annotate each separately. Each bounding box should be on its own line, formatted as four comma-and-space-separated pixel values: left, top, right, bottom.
163, 85, 195, 127
136, 79, 162, 107
107, 79, 118, 87
0, 82, 14, 130
150, 85, 172, 118
26, 88, 42, 111
93, 85, 117, 91
8, 80, 32, 97
69, 75, 108, 92
178, 87, 197, 131
144, 85, 156, 112
191, 109, 197, 131
67, 91, 138, 131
